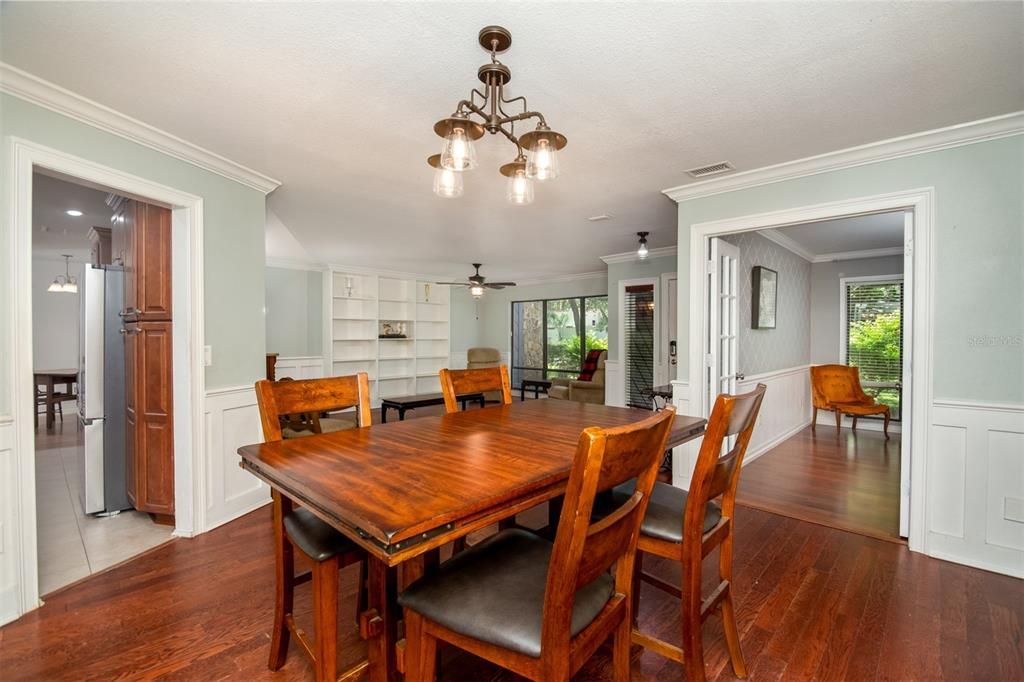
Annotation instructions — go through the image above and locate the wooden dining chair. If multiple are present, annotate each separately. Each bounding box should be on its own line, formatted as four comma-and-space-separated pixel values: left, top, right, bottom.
254, 373, 372, 682
399, 407, 676, 682
438, 364, 512, 413
623, 384, 766, 682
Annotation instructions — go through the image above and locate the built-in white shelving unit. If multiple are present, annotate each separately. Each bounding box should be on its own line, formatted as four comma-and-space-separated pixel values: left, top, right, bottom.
329, 270, 451, 405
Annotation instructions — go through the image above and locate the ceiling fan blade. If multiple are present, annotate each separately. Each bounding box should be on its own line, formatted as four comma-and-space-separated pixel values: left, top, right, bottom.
434, 282, 470, 286
485, 282, 517, 287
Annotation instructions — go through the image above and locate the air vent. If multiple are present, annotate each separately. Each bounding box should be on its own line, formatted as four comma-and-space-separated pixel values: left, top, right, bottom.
686, 161, 735, 178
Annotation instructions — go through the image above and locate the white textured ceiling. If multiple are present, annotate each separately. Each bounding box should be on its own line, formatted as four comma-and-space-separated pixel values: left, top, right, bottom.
775, 212, 905, 256
3, 2, 1021, 280
32, 172, 112, 258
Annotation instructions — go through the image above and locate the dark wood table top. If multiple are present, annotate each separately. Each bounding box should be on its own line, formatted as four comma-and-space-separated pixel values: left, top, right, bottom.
379, 392, 482, 407
238, 400, 705, 565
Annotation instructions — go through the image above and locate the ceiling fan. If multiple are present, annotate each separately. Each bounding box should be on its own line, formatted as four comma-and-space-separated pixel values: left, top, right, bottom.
436, 263, 516, 299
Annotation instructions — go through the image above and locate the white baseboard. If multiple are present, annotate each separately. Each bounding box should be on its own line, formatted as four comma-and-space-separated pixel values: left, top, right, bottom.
743, 418, 814, 465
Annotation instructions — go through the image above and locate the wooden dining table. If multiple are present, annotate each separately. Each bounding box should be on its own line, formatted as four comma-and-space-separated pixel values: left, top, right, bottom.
238, 399, 706, 682
34, 368, 78, 429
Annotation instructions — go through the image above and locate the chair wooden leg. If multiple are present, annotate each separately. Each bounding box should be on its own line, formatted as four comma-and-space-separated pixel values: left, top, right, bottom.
718, 527, 746, 678
883, 408, 891, 440
631, 552, 643, 628
404, 610, 437, 682
682, 602, 707, 682
312, 555, 340, 682
811, 407, 817, 432
613, 611, 632, 682
356, 558, 368, 623
834, 409, 842, 435
268, 493, 293, 671
852, 415, 858, 431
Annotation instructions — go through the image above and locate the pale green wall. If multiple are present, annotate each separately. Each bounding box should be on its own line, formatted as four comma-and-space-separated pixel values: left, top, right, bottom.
1, 93, 267, 412
606, 254, 678, 363
265, 267, 322, 357
450, 275, 608, 356
676, 135, 1024, 403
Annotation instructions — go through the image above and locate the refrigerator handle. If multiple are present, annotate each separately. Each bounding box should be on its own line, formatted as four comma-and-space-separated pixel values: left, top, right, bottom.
118, 308, 142, 317
119, 328, 142, 335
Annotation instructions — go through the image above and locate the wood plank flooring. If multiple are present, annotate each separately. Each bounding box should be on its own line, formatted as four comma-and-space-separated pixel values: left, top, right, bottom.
2, 502, 1020, 681
735, 425, 901, 541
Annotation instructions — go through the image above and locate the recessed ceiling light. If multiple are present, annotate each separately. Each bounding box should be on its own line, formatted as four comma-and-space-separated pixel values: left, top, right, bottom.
65, 209, 83, 217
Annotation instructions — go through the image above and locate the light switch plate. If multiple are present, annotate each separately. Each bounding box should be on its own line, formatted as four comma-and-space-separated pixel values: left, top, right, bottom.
203, 345, 212, 367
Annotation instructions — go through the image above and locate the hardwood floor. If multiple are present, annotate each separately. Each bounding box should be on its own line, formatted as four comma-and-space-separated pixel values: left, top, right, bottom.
2, 502, 1020, 681
736, 425, 901, 541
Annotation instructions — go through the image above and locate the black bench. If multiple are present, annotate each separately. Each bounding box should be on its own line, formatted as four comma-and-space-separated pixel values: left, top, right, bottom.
380, 392, 485, 423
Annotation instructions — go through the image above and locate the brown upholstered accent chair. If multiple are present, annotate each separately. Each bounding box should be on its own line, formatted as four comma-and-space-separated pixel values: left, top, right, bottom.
548, 349, 608, 404
603, 384, 766, 681
255, 374, 371, 682
810, 364, 891, 439
467, 347, 503, 402
399, 407, 676, 682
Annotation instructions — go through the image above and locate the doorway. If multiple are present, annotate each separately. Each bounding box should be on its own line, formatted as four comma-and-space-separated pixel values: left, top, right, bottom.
686, 189, 933, 552
10, 139, 205, 619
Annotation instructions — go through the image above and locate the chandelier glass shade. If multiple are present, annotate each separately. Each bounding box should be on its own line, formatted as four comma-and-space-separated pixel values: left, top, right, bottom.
429, 25, 566, 204
48, 254, 78, 293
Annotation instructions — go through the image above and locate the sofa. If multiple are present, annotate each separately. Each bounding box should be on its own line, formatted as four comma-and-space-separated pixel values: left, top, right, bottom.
548, 349, 607, 404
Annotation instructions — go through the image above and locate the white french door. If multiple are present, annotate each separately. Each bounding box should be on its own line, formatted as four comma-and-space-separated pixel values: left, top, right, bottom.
707, 237, 740, 413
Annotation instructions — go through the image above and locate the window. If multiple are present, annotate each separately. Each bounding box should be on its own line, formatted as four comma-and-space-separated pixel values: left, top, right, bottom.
511, 296, 608, 387
841, 276, 903, 420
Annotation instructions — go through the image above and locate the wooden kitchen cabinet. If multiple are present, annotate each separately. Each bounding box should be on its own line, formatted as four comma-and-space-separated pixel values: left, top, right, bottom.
122, 200, 172, 322
124, 321, 175, 519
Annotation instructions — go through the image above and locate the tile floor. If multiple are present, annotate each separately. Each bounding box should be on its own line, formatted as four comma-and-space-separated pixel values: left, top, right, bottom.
35, 418, 173, 596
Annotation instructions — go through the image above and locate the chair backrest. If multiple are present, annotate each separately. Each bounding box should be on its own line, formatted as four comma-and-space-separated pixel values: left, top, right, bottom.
810, 364, 866, 407
255, 373, 372, 443
540, 407, 676, 658
683, 384, 766, 547
438, 365, 512, 413
466, 347, 501, 369
577, 349, 607, 383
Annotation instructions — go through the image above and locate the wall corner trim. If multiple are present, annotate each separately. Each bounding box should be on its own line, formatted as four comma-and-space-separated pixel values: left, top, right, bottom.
0, 62, 282, 194
662, 111, 1024, 203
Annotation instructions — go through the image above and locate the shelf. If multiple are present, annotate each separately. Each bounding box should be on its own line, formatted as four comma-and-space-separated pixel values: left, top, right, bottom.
333, 295, 377, 301
379, 337, 414, 341
335, 337, 377, 342
333, 317, 377, 321
333, 357, 377, 363
380, 373, 414, 380
416, 354, 448, 360
379, 298, 413, 303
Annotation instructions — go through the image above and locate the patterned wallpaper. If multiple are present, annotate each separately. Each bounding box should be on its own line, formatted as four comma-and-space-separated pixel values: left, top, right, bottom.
721, 231, 811, 376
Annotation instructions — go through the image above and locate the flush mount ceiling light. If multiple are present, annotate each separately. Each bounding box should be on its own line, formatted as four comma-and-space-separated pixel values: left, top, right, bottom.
48, 254, 78, 293
428, 25, 567, 205
65, 209, 83, 217
636, 231, 650, 260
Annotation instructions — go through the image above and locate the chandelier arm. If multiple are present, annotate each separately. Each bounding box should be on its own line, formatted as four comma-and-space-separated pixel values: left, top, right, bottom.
497, 110, 547, 127
495, 125, 523, 155
500, 93, 529, 115
468, 88, 489, 111
457, 99, 490, 123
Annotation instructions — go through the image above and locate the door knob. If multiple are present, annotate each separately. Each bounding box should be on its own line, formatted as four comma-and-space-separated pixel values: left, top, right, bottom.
735, 372, 745, 381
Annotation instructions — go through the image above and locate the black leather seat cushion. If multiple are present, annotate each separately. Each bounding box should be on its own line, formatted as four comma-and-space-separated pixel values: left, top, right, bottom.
398, 529, 613, 658
601, 480, 721, 544
283, 508, 359, 562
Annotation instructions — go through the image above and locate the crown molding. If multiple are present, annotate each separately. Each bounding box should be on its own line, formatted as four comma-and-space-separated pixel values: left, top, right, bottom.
266, 256, 326, 272
0, 62, 282, 195
600, 245, 677, 265
758, 229, 816, 262
516, 270, 607, 287
759, 228, 904, 263
663, 111, 1024, 203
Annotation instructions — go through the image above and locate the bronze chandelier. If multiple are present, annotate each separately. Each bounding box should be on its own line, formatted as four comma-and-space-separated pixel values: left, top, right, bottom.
428, 25, 567, 205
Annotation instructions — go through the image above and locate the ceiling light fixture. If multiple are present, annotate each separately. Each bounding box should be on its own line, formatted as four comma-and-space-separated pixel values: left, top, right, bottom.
428, 25, 567, 205
65, 209, 83, 217
636, 232, 650, 260
48, 254, 78, 293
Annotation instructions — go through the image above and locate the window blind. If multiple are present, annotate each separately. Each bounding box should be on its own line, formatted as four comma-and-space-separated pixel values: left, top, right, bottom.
844, 280, 903, 419
624, 284, 655, 409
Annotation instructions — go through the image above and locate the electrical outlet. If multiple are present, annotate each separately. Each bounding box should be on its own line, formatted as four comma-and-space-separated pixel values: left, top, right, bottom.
204, 345, 212, 367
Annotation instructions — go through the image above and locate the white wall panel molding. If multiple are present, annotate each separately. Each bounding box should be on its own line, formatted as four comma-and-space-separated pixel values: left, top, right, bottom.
203, 385, 270, 533
274, 356, 325, 380
664, 112, 1024, 203
736, 364, 812, 465
604, 360, 625, 408
927, 400, 1024, 578
0, 417, 27, 626
0, 63, 281, 194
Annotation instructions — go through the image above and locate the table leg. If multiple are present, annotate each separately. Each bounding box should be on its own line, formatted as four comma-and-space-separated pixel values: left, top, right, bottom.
520, 384, 525, 401
478, 396, 485, 409
398, 408, 406, 422
366, 557, 400, 682
381, 405, 388, 424
45, 377, 55, 429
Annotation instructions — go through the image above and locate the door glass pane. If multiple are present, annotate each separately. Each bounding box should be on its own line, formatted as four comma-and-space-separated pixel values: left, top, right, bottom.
584, 297, 609, 355
545, 298, 581, 378
511, 300, 544, 387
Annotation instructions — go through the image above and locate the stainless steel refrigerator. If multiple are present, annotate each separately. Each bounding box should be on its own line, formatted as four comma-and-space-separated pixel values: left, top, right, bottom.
78, 265, 130, 514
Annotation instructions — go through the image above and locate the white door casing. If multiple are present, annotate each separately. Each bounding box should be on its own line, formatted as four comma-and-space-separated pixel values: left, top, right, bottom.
708, 238, 741, 411
657, 273, 678, 386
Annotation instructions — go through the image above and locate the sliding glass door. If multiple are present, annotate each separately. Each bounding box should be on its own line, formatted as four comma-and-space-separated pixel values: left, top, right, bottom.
511, 296, 607, 387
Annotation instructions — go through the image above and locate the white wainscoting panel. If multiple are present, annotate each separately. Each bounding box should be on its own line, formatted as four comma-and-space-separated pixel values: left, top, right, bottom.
927, 401, 1024, 577
203, 386, 270, 532
605, 360, 624, 408
670, 380, 698, 488
275, 356, 324, 380
737, 365, 813, 464
0, 417, 21, 625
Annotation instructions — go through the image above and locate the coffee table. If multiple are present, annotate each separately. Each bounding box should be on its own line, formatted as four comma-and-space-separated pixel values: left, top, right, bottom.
379, 392, 485, 423
519, 378, 552, 401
